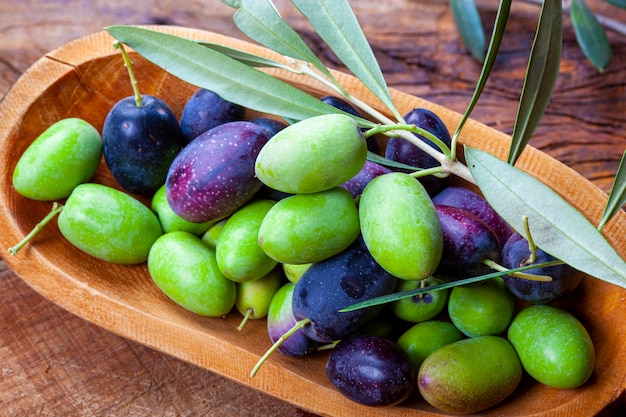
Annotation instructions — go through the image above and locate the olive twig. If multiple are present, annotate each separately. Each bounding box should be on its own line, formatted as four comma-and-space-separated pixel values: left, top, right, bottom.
7, 202, 64, 255
364, 124, 452, 158
408, 166, 450, 181
250, 318, 310, 378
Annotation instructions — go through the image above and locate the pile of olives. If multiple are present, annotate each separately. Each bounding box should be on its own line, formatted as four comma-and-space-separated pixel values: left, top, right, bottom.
10, 75, 595, 414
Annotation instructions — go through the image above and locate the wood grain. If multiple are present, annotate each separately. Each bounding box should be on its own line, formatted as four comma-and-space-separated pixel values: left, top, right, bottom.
0, 1, 625, 416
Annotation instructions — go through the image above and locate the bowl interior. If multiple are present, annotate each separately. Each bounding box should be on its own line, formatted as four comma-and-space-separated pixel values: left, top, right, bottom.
1, 27, 625, 417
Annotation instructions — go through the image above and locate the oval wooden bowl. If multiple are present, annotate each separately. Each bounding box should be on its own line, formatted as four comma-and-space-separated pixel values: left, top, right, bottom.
1, 26, 625, 417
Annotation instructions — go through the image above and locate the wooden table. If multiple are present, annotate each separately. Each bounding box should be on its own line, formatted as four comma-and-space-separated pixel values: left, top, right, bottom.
1, 0, 625, 415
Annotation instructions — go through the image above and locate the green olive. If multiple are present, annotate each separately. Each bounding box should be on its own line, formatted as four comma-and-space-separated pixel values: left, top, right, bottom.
359, 172, 442, 280
508, 304, 595, 389
258, 187, 359, 264
216, 199, 277, 282
255, 114, 367, 194
148, 231, 236, 317
13, 118, 102, 201
58, 183, 162, 264
447, 278, 515, 337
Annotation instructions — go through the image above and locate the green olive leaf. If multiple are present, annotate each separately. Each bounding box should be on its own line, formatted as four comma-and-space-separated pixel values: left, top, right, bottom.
340, 260, 561, 312
221, 0, 241, 7
196, 41, 293, 69
452, 0, 512, 156
290, 0, 403, 122
228, 0, 341, 88
604, 0, 626, 10
599, 150, 626, 231
466, 147, 626, 289
508, 0, 562, 165
104, 25, 344, 122
571, 0, 612, 72
450, 0, 486, 62
366, 152, 421, 171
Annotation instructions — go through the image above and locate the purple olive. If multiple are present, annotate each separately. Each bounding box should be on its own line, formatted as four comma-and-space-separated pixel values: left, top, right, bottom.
385, 108, 452, 195
501, 233, 582, 304
180, 88, 245, 144
102, 95, 184, 195
249, 117, 288, 138
340, 160, 392, 198
166, 121, 270, 223
326, 335, 416, 406
435, 205, 501, 281
432, 186, 513, 248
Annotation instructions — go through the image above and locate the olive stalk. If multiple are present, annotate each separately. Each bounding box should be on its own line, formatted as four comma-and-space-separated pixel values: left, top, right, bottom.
113, 41, 143, 107
521, 215, 539, 264
7, 202, 63, 255
250, 318, 309, 378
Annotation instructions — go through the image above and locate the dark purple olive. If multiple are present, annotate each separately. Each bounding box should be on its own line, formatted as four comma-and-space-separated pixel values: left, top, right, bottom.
340, 160, 392, 198
292, 236, 397, 343
102, 95, 184, 195
435, 205, 501, 281
180, 88, 245, 144
432, 186, 513, 248
249, 117, 288, 138
166, 121, 270, 223
326, 335, 416, 406
501, 233, 583, 304
320, 95, 361, 117
385, 108, 452, 195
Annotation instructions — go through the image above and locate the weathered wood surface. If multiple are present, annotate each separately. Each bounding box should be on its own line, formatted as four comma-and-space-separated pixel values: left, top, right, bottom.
0, 0, 625, 416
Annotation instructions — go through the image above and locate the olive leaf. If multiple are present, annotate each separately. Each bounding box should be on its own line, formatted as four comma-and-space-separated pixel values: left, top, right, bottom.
224, 0, 342, 90
221, 0, 241, 7
290, 0, 403, 122
452, 0, 511, 156
104, 26, 349, 123
340, 260, 561, 312
571, 0, 612, 72
196, 41, 293, 69
366, 152, 422, 171
466, 147, 626, 289
599, 150, 626, 231
450, 0, 486, 62
604, 0, 626, 9
508, 0, 562, 165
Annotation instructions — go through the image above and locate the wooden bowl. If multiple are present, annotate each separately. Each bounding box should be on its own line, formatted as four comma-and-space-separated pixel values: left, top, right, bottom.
1, 26, 625, 417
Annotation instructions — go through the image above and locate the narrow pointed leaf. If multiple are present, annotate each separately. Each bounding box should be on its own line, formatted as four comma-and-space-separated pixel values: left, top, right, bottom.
508, 0, 562, 165
450, 0, 486, 62
341, 260, 561, 312
571, 0, 612, 71
466, 147, 626, 288
366, 152, 422, 171
291, 0, 402, 121
452, 0, 512, 149
221, 0, 241, 7
105, 26, 342, 121
599, 150, 626, 230
604, 0, 626, 9
230, 0, 339, 85
197, 41, 293, 69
